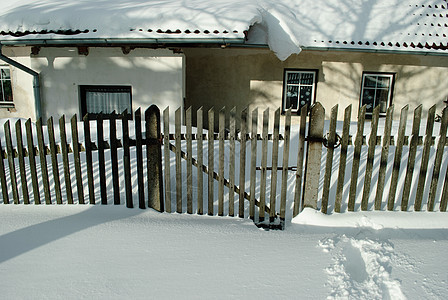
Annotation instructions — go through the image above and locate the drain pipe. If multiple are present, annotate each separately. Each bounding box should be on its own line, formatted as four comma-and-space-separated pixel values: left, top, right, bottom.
0, 44, 42, 119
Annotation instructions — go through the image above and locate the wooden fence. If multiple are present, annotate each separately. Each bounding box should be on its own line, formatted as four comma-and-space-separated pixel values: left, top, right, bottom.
1, 102, 447, 228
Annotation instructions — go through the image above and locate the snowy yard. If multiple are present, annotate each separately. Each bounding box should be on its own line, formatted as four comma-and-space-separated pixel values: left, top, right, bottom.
1, 205, 448, 299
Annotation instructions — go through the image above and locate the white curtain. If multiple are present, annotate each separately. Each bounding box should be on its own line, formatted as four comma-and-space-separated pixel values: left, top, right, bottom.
86, 91, 131, 114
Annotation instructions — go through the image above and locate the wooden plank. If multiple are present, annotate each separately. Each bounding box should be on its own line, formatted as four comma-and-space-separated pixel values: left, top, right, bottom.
414, 105, 436, 211
259, 108, 269, 222
374, 105, 394, 210
280, 109, 291, 222
15, 120, 29, 204
47, 117, 62, 204
97, 114, 107, 205
145, 105, 164, 212
175, 107, 182, 213
321, 105, 338, 214
208, 108, 215, 216
109, 113, 120, 205
294, 104, 307, 216
186, 107, 193, 214
347, 105, 366, 211
239, 108, 248, 218
36, 118, 51, 204
401, 105, 422, 211
197, 107, 204, 215
4, 121, 19, 204
59, 116, 73, 204
361, 106, 380, 211
70, 115, 84, 204
218, 107, 225, 216
163, 107, 171, 213
122, 110, 133, 208
83, 114, 95, 205
228, 107, 236, 217
427, 107, 448, 211
135, 108, 145, 209
0, 136, 9, 204
335, 105, 352, 213
25, 119, 39, 204
249, 108, 258, 220
269, 109, 280, 221
387, 105, 409, 211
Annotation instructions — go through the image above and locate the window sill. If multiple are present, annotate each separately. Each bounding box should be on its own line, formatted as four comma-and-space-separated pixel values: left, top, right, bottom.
0, 103, 16, 112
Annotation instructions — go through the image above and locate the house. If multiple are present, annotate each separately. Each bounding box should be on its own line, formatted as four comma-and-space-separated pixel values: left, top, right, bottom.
0, 0, 447, 124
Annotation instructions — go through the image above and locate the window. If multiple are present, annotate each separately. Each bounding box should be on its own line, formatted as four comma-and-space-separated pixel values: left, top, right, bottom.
282, 69, 317, 113
0, 66, 13, 107
80, 85, 132, 118
360, 73, 394, 116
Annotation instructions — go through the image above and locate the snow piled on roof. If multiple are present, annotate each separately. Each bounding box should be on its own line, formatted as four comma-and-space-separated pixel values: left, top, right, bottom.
0, 0, 447, 60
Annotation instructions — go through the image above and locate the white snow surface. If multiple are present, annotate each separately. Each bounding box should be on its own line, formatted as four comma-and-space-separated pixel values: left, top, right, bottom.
1, 0, 447, 60
1, 206, 448, 299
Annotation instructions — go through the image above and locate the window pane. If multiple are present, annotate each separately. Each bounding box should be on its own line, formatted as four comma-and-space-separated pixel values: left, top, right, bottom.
286, 85, 299, 110
287, 72, 300, 85
86, 91, 131, 114
2, 80, 13, 102
0, 82, 4, 102
1, 68, 11, 80
300, 73, 314, 85
364, 76, 377, 88
376, 88, 389, 113
299, 86, 312, 108
377, 76, 390, 88
362, 89, 375, 113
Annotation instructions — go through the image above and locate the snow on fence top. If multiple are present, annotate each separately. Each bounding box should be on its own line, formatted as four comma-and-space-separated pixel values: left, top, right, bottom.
0, 0, 447, 60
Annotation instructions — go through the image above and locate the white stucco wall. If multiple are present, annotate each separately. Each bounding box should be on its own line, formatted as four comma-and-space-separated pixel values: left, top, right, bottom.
0, 46, 184, 121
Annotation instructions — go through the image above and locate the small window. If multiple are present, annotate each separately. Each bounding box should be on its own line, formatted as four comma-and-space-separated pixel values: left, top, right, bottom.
0, 66, 14, 107
80, 85, 132, 118
360, 73, 394, 116
282, 69, 317, 113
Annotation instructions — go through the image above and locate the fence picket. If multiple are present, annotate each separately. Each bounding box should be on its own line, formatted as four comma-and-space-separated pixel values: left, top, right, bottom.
36, 118, 51, 204
229, 107, 236, 217
186, 107, 193, 214
239, 108, 248, 218
401, 105, 422, 211
374, 105, 394, 210
163, 107, 171, 213
249, 108, 258, 220
175, 108, 182, 213
59, 116, 73, 204
335, 105, 352, 213
259, 109, 269, 222
218, 107, 225, 216
83, 114, 95, 205
25, 119, 39, 204
387, 105, 409, 211
361, 106, 380, 211
269, 109, 280, 221
427, 107, 448, 211
294, 105, 307, 216
322, 105, 338, 214
4, 121, 19, 204
146, 105, 163, 211
122, 110, 133, 208
348, 105, 366, 211
97, 114, 107, 205
197, 107, 203, 215
47, 117, 62, 204
71, 115, 84, 204
414, 105, 436, 211
208, 108, 215, 216
280, 109, 291, 223
109, 113, 120, 205
135, 108, 145, 209
0, 136, 8, 204
15, 120, 29, 204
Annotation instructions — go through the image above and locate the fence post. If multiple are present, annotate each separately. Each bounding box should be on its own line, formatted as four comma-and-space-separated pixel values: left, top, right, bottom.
302, 103, 325, 210
145, 105, 164, 212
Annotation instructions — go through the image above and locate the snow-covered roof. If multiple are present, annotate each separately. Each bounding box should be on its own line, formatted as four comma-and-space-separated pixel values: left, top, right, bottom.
0, 0, 447, 60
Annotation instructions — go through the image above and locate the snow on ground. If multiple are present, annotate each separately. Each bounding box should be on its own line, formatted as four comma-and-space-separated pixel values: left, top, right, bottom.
1, 205, 448, 299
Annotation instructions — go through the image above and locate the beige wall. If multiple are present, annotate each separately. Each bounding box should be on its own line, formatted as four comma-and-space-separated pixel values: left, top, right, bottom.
1, 46, 184, 121
184, 48, 448, 126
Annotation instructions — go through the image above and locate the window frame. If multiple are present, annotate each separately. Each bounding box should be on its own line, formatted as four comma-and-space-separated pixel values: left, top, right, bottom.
80, 85, 132, 119
281, 69, 318, 114
0, 65, 14, 108
360, 72, 395, 117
